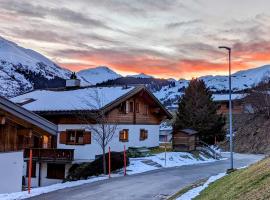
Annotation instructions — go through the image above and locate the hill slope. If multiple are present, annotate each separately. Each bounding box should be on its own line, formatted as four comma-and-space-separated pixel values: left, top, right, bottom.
195, 157, 270, 200
0, 37, 71, 97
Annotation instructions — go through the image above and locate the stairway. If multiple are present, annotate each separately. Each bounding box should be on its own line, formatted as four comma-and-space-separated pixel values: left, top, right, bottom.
141, 159, 163, 168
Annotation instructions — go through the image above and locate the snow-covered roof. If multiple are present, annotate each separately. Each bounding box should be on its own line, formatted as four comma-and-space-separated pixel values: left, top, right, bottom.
11, 86, 135, 112
212, 93, 246, 101
0, 96, 57, 135
159, 123, 173, 131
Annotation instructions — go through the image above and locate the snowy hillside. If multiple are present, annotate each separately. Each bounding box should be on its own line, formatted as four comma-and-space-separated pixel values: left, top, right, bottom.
77, 66, 122, 86
127, 73, 154, 79
0, 37, 71, 97
154, 65, 270, 109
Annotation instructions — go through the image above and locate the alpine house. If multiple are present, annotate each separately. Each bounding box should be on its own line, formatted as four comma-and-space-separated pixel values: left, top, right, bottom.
11, 78, 172, 186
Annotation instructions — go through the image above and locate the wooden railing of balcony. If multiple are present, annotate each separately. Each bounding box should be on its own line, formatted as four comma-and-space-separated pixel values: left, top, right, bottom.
24, 148, 74, 163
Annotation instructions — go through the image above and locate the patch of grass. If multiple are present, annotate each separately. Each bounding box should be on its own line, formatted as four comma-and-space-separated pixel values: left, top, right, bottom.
168, 179, 207, 200
149, 147, 173, 154
194, 157, 270, 200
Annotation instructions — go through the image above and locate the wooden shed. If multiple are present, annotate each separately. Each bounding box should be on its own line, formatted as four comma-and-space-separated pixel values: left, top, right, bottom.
172, 128, 198, 151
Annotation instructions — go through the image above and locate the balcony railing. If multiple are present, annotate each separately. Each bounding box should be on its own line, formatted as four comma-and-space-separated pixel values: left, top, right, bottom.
24, 148, 74, 163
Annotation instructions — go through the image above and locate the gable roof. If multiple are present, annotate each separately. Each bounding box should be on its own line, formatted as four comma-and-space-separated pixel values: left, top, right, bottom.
0, 96, 57, 135
11, 86, 172, 119
180, 129, 198, 135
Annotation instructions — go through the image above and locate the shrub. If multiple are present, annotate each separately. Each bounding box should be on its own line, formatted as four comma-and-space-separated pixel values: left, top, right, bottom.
65, 151, 129, 181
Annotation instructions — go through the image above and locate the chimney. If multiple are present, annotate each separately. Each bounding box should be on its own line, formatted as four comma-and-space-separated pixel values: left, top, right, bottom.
66, 72, 81, 88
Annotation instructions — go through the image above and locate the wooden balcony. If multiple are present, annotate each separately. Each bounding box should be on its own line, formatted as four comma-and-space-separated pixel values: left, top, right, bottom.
24, 148, 74, 163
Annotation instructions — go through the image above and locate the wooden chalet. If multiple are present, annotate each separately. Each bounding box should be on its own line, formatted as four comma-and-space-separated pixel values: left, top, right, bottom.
0, 96, 74, 191
11, 85, 172, 162
172, 128, 198, 151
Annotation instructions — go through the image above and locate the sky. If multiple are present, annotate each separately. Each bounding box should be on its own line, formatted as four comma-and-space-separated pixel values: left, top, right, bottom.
1, 0, 270, 79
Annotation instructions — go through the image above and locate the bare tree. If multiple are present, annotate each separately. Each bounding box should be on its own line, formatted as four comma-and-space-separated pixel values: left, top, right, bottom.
244, 76, 270, 118
79, 89, 118, 174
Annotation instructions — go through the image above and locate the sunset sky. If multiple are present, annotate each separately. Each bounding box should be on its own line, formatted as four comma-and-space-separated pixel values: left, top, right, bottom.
1, 0, 270, 79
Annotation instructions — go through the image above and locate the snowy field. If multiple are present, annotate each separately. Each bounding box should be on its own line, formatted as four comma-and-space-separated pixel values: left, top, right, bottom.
127, 152, 219, 174
0, 152, 221, 200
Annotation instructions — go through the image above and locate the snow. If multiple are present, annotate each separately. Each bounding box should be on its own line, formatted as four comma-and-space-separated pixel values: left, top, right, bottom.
127, 159, 158, 174
159, 122, 173, 131
127, 152, 221, 175
0, 37, 71, 97
11, 86, 135, 111
176, 165, 248, 200
176, 172, 226, 200
0, 176, 109, 200
127, 73, 154, 79
77, 66, 122, 86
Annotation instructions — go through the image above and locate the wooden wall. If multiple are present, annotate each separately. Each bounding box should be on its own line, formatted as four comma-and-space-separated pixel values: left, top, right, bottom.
172, 131, 196, 151
40, 93, 166, 125
217, 101, 244, 115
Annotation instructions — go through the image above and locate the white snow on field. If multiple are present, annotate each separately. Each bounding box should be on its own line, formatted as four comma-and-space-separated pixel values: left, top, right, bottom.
176, 172, 226, 200
127, 152, 221, 175
127, 159, 158, 174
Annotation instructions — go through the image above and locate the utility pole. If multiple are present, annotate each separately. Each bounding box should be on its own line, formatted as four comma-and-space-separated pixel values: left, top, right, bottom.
219, 46, 233, 170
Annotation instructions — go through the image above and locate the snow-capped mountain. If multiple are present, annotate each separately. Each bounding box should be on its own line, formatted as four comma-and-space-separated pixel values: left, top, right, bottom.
127, 73, 154, 79
0, 37, 71, 97
154, 65, 270, 109
77, 66, 122, 86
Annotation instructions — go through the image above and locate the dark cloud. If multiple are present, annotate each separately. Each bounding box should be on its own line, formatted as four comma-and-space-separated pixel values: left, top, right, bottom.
166, 19, 202, 29
0, 0, 110, 29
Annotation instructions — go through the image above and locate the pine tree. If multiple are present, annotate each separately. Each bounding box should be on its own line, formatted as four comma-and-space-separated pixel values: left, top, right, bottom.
174, 78, 225, 144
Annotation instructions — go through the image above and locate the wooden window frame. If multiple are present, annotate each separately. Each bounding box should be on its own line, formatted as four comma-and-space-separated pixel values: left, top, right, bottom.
66, 130, 85, 145
119, 129, 129, 142
119, 102, 127, 114
129, 101, 134, 112
140, 129, 148, 141
135, 102, 140, 113
47, 163, 65, 179
143, 105, 149, 115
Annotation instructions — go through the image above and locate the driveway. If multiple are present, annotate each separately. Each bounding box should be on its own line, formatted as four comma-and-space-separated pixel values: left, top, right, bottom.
28, 153, 264, 200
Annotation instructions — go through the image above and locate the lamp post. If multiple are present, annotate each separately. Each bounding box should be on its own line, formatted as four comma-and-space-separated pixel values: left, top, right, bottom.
218, 46, 233, 170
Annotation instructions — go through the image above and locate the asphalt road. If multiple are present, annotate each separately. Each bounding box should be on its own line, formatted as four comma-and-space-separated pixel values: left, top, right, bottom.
28, 153, 264, 200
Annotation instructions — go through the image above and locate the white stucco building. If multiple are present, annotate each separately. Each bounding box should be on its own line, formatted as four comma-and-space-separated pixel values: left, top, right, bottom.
11, 84, 172, 187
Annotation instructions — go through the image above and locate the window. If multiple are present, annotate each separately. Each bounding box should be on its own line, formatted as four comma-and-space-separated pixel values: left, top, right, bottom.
135, 103, 140, 113
143, 105, 149, 115
140, 129, 148, 141
26, 161, 36, 177
159, 135, 168, 142
119, 129, 129, 142
129, 101, 134, 112
66, 130, 84, 145
47, 163, 65, 179
119, 102, 126, 113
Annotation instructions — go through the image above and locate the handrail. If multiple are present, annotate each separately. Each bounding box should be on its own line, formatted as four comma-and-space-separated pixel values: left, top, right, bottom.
196, 141, 222, 159
24, 148, 74, 161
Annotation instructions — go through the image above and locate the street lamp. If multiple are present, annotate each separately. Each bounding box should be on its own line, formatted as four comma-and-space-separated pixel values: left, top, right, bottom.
218, 46, 233, 170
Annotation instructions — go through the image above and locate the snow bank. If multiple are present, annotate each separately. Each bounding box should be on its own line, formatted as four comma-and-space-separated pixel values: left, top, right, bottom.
176, 172, 226, 200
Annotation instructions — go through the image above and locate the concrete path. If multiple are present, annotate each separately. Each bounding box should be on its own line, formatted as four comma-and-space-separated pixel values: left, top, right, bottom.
28, 153, 264, 200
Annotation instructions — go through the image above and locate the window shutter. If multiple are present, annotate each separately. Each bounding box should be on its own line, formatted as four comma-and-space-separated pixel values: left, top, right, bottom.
59, 131, 67, 144
126, 101, 129, 114
83, 131, 91, 144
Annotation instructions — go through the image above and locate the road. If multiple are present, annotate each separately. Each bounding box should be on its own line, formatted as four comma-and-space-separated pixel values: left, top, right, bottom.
28, 153, 264, 200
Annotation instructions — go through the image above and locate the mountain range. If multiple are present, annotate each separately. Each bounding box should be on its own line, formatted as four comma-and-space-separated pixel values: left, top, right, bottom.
1, 37, 270, 109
